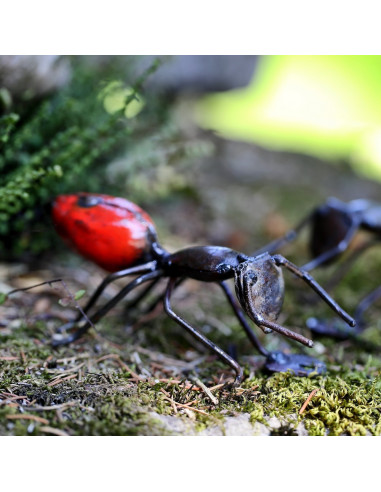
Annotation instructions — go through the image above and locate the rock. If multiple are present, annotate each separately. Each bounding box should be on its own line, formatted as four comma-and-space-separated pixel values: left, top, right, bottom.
0, 55, 71, 101
223, 413, 258, 436
148, 412, 197, 435
137, 55, 258, 94
148, 410, 277, 436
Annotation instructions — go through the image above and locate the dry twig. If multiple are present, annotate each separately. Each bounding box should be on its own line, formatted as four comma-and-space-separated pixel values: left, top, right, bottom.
26, 401, 77, 412
190, 376, 219, 405
160, 388, 209, 415
6, 414, 49, 424
95, 353, 143, 381
299, 389, 318, 415
47, 374, 78, 387
40, 426, 69, 436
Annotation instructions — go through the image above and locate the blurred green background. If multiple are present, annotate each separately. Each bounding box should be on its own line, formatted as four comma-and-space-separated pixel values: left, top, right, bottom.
196, 55, 381, 181
2, 55, 381, 262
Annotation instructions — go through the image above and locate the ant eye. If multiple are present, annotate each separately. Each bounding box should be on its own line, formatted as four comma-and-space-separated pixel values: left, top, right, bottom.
237, 253, 249, 262
247, 272, 258, 283
77, 195, 103, 208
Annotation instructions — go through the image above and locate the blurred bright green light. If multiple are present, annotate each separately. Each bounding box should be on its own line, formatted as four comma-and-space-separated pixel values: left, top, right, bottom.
102, 81, 144, 119
195, 55, 381, 180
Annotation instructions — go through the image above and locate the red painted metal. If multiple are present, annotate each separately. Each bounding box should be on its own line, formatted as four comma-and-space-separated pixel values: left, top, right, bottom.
52, 193, 155, 271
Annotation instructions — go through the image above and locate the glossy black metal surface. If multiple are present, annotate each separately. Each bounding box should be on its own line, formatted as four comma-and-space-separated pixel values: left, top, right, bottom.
265, 351, 326, 376
53, 220, 356, 384
163, 246, 247, 281
256, 197, 381, 340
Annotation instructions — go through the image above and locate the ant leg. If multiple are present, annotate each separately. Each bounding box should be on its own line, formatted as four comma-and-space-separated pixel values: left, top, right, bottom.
325, 239, 379, 291
56, 260, 158, 333
273, 254, 356, 328
220, 281, 325, 375
302, 222, 360, 271
236, 273, 314, 346
307, 289, 381, 358
246, 309, 314, 346
76, 260, 158, 320
306, 284, 381, 342
52, 269, 163, 346
123, 276, 161, 311
306, 316, 357, 340
264, 350, 326, 375
142, 277, 185, 315
219, 281, 269, 357
164, 277, 243, 386
308, 283, 381, 339
253, 212, 313, 256
354, 285, 381, 328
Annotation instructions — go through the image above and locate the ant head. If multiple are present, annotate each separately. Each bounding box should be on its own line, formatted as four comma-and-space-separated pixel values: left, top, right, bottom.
311, 202, 355, 260
234, 254, 285, 326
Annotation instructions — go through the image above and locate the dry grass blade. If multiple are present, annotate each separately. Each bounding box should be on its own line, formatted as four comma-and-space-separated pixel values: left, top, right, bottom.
157, 378, 201, 391
191, 377, 218, 405
20, 350, 27, 365
115, 358, 143, 381
47, 374, 77, 387
1, 393, 28, 400
49, 363, 85, 378
299, 389, 318, 415
27, 401, 77, 412
160, 388, 209, 415
173, 401, 209, 415
6, 414, 49, 424
159, 388, 178, 414
0, 395, 29, 406
56, 353, 91, 363
40, 426, 69, 436
95, 353, 143, 381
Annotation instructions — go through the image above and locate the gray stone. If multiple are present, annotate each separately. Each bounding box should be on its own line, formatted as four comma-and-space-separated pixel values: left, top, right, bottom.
0, 55, 71, 100
223, 413, 256, 436
137, 55, 258, 94
147, 410, 276, 436
148, 412, 197, 435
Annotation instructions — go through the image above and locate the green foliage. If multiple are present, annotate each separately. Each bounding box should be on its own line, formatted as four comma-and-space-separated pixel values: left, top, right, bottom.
0, 58, 155, 257
0, 113, 19, 144
0, 56, 213, 259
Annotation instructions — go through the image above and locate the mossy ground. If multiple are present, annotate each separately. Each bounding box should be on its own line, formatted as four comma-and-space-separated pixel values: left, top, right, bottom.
1, 239, 381, 436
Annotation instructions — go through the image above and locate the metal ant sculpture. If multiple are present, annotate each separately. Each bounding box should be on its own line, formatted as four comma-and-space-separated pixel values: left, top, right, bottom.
306, 285, 381, 340
51, 193, 355, 384
255, 197, 381, 340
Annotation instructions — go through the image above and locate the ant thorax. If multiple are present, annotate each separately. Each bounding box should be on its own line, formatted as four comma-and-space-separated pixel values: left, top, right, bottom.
234, 253, 285, 325
361, 203, 381, 229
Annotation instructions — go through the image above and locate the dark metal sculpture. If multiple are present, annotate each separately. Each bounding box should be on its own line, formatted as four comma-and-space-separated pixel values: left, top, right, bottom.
256, 197, 381, 340
52, 193, 355, 384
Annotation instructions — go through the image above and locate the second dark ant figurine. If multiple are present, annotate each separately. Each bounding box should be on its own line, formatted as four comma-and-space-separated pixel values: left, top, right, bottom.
51, 193, 355, 384
255, 197, 381, 340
